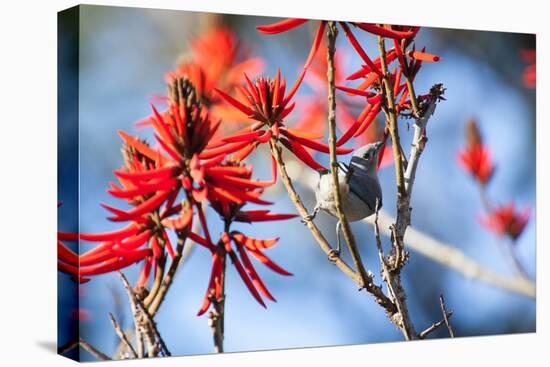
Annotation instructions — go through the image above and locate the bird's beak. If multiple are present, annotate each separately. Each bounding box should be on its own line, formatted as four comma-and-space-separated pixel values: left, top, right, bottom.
374, 141, 384, 152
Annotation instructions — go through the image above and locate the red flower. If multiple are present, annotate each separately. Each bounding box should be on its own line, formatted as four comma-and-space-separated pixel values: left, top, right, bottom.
458, 119, 495, 186
164, 27, 264, 125
195, 230, 293, 316
213, 70, 353, 170
520, 49, 536, 89
479, 203, 531, 240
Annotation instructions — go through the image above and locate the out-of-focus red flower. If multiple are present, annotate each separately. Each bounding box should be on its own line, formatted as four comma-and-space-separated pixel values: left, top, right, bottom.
479, 203, 531, 241
291, 42, 393, 170
458, 119, 495, 186
213, 70, 353, 170
164, 27, 264, 125
520, 49, 536, 89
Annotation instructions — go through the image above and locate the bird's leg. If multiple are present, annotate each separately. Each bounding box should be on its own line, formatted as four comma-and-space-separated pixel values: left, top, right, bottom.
301, 203, 320, 224
328, 221, 342, 262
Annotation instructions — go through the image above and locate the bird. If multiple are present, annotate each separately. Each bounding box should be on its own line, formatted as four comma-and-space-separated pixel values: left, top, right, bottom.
304, 141, 384, 255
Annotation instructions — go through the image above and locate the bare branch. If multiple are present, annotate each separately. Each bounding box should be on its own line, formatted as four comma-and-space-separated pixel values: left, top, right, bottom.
79, 338, 111, 361
118, 272, 171, 358
108, 312, 138, 359
439, 294, 455, 338
418, 310, 454, 339
365, 210, 535, 298
326, 21, 370, 286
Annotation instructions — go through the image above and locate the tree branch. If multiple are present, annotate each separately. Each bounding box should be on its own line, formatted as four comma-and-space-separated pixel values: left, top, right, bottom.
79, 338, 112, 361
439, 294, 455, 338
109, 312, 138, 359
365, 210, 535, 298
326, 21, 370, 286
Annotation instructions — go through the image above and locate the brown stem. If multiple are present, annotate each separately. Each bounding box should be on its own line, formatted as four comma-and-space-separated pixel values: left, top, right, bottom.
148, 234, 187, 316
143, 247, 166, 309
439, 294, 455, 338
378, 36, 406, 199
326, 21, 370, 286
211, 253, 226, 353
377, 35, 418, 340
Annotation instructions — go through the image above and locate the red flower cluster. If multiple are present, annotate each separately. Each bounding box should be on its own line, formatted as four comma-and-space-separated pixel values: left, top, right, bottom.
479, 203, 531, 240
165, 27, 264, 125
256, 20, 441, 170
458, 119, 531, 242
458, 119, 495, 186
214, 69, 353, 170
59, 77, 297, 312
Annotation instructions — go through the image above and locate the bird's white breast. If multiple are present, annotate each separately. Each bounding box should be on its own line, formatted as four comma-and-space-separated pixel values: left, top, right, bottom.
315, 172, 372, 222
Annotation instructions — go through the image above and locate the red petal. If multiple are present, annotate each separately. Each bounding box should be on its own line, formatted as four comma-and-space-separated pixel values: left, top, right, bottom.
79, 224, 139, 242
114, 165, 176, 183
235, 210, 298, 222
215, 88, 255, 117
354, 23, 418, 40
58, 242, 78, 266
353, 102, 381, 137
199, 140, 251, 160
248, 248, 293, 276
281, 129, 353, 154
336, 85, 376, 97
340, 22, 382, 77
256, 18, 308, 34
280, 136, 327, 170
336, 103, 373, 146
236, 243, 276, 302
105, 190, 171, 222
304, 21, 327, 69
226, 247, 266, 308
118, 130, 162, 162
408, 50, 441, 62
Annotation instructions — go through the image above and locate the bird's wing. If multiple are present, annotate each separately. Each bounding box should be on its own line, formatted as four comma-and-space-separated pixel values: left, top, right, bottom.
348, 173, 382, 211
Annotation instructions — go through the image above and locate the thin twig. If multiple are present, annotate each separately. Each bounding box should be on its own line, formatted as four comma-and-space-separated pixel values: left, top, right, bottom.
108, 312, 138, 359
326, 21, 370, 286
119, 272, 144, 358
418, 310, 454, 339
79, 338, 112, 361
58, 339, 78, 355
439, 294, 455, 338
378, 35, 406, 198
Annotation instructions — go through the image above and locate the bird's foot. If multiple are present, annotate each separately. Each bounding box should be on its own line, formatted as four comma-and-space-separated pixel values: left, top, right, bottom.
328, 249, 340, 262
300, 214, 314, 225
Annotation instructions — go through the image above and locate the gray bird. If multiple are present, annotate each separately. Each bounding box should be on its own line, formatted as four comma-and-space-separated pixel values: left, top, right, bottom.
305, 141, 384, 255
